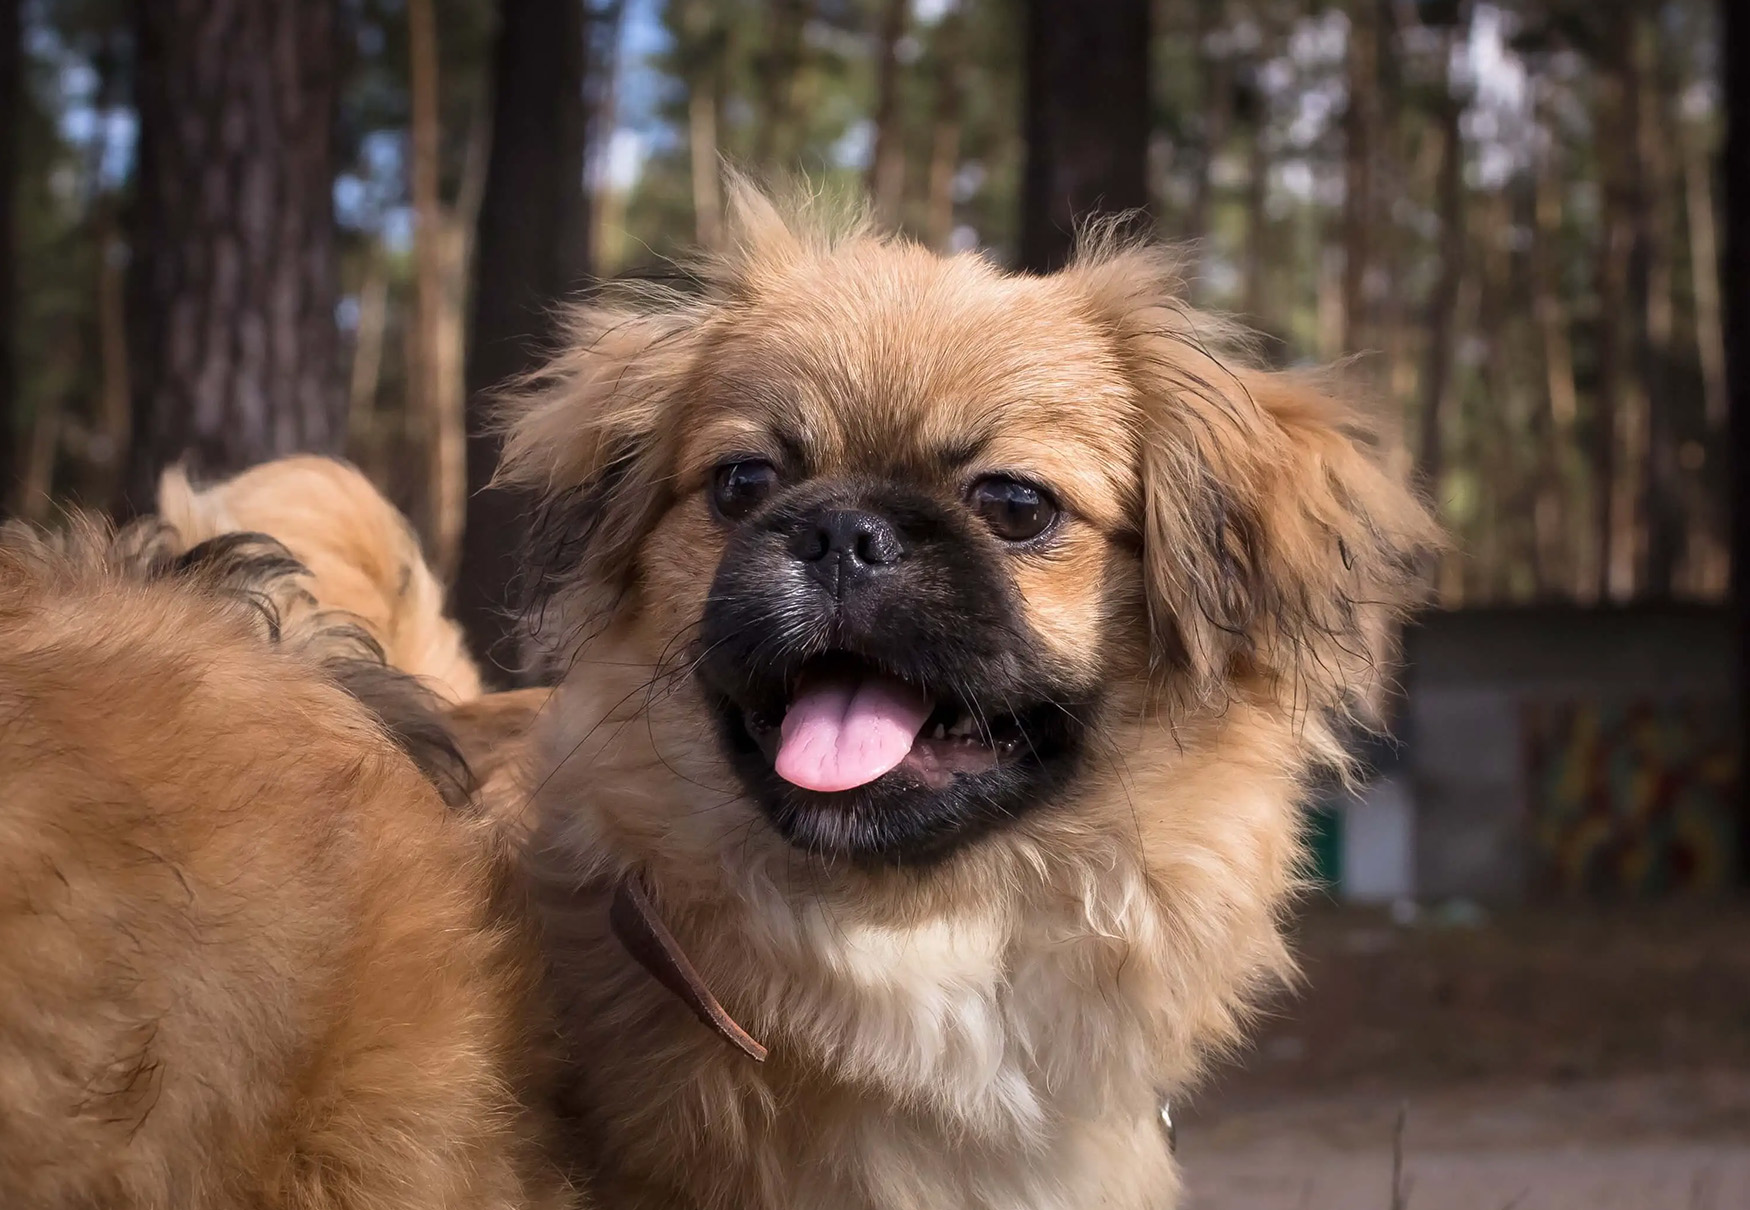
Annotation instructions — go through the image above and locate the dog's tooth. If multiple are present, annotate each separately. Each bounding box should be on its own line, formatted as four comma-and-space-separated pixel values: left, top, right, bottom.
931, 722, 948, 740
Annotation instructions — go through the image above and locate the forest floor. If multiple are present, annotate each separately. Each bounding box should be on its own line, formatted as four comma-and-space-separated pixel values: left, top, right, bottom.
1176, 902, 1750, 1209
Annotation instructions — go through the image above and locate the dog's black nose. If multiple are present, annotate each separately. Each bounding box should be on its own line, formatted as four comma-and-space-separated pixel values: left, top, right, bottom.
792, 509, 903, 594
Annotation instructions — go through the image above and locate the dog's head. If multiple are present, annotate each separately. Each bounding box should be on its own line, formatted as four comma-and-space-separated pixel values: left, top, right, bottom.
502, 188, 1435, 869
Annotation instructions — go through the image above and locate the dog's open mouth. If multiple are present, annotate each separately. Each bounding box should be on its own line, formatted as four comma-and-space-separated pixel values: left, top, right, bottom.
739, 653, 1026, 793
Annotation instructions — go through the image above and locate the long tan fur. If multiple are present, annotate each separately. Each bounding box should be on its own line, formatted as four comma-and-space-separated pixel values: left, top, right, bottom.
0, 520, 568, 1209
157, 456, 483, 702
492, 185, 1439, 1209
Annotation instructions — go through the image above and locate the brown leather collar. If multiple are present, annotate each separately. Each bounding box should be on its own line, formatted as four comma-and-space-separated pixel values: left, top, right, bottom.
609, 872, 768, 1062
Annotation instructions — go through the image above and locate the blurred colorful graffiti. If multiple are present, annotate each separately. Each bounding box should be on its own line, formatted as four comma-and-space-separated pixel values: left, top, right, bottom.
1522, 698, 1738, 895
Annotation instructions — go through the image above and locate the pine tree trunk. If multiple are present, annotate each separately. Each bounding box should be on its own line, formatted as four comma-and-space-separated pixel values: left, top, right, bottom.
125, 0, 343, 512
868, 0, 909, 228
407, 0, 465, 578
1019, 0, 1150, 273
1686, 111, 1729, 436
0, 0, 17, 515
678, 0, 726, 250
454, 0, 591, 679
923, 9, 966, 251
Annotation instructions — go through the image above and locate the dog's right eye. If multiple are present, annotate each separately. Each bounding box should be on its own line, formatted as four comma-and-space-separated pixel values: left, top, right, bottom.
711, 459, 780, 521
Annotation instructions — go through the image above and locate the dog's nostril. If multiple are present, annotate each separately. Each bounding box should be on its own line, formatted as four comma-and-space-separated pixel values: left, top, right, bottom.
794, 509, 904, 570
793, 528, 831, 563
855, 527, 901, 566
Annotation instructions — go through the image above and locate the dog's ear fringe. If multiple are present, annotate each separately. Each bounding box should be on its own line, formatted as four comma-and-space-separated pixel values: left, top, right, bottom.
2, 514, 480, 811
1067, 242, 1442, 747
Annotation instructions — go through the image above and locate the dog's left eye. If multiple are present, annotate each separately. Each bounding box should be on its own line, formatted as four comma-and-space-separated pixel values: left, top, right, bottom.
711, 459, 780, 521
968, 476, 1059, 543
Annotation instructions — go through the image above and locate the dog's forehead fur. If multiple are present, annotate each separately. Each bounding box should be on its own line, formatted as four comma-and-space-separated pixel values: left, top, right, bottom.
677, 243, 1141, 530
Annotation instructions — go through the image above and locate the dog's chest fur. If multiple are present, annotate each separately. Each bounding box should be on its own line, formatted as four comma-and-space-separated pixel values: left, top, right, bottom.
532, 847, 1183, 1210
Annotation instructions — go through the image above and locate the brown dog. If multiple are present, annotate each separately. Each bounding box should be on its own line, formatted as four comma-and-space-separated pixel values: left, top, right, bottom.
491, 187, 1438, 1209
0, 520, 568, 1209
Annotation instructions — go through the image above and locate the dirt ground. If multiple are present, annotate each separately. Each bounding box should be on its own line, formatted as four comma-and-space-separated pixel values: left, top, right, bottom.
1175, 902, 1750, 1209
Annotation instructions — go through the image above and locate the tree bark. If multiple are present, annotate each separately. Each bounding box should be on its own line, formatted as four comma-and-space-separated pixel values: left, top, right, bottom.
0, 0, 17, 515
677, 0, 727, 249
407, 0, 466, 578
1723, 0, 1750, 885
454, 0, 591, 680
1018, 0, 1150, 273
125, 0, 343, 513
1686, 110, 1729, 436
868, 0, 909, 228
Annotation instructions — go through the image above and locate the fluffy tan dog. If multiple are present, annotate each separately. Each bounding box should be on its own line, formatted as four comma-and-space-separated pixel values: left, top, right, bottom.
492, 188, 1438, 1209
0, 521, 568, 1209
158, 456, 483, 702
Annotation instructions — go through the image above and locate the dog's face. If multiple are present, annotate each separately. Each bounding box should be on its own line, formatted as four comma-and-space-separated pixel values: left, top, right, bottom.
677, 282, 1137, 864
506, 192, 1432, 870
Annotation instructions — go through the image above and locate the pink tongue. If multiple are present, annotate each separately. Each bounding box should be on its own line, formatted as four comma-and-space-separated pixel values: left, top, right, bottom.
773, 669, 933, 793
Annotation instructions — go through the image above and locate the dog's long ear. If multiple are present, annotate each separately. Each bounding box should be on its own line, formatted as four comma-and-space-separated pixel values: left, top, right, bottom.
1069, 242, 1439, 721
494, 300, 708, 635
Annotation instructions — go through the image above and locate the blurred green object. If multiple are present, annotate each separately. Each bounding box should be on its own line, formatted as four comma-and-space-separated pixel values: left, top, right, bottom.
1306, 804, 1342, 894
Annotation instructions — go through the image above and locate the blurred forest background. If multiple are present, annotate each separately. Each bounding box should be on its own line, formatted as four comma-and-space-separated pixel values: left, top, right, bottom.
0, 0, 1738, 669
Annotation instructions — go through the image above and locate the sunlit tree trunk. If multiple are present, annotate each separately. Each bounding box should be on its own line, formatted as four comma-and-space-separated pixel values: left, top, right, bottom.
868, 0, 909, 227
407, 0, 466, 578
923, 8, 966, 251
677, 0, 727, 249
455, 0, 591, 678
1686, 108, 1728, 436
125, 0, 343, 513
1018, 0, 1150, 273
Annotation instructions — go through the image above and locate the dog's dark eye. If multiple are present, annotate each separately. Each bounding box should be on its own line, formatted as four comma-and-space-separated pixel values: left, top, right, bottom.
711, 459, 780, 521
968, 476, 1058, 543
